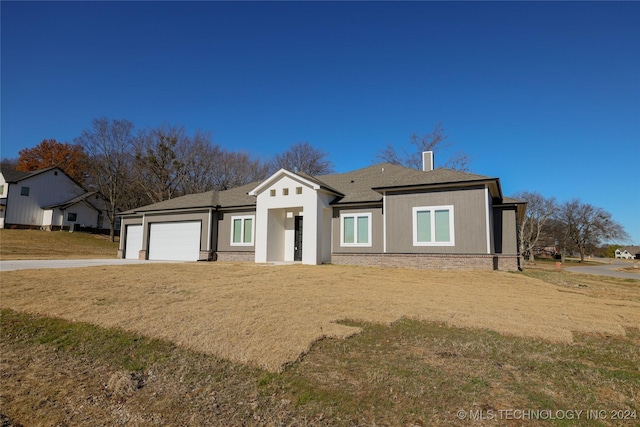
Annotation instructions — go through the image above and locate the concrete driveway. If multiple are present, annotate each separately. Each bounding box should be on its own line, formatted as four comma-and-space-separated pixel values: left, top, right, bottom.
565, 259, 640, 280
0, 259, 183, 272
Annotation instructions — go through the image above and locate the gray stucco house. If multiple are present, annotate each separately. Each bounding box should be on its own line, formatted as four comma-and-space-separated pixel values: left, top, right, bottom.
118, 152, 526, 270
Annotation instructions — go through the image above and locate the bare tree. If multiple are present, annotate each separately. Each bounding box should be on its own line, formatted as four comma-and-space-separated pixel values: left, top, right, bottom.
75, 118, 135, 241
133, 123, 189, 203
271, 141, 334, 176
214, 151, 271, 191
0, 157, 19, 170
555, 199, 629, 262
375, 122, 472, 171
512, 191, 557, 263
179, 131, 225, 195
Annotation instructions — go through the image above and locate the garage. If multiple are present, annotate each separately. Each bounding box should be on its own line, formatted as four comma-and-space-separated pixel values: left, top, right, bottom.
148, 221, 201, 261
124, 224, 143, 259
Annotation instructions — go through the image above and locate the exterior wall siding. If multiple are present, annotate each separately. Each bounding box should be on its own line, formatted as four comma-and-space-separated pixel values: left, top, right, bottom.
216, 209, 257, 253
331, 206, 384, 253
493, 206, 518, 255
385, 186, 489, 254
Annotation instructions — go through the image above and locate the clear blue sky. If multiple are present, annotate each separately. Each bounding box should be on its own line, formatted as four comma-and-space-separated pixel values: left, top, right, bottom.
2, 1, 639, 244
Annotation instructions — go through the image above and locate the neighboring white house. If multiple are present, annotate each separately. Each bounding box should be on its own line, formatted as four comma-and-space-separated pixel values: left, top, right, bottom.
615, 248, 637, 260
0, 167, 107, 231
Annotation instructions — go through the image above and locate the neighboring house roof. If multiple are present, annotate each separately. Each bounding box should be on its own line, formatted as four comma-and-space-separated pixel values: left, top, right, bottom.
122, 163, 512, 216
41, 191, 100, 211
0, 166, 89, 194
1, 168, 40, 182
619, 246, 640, 255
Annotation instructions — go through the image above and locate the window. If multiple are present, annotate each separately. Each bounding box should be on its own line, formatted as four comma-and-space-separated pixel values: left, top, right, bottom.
231, 215, 254, 246
0, 184, 4, 195
413, 205, 455, 246
340, 213, 372, 247
270, 189, 276, 197
67, 212, 77, 222
282, 188, 289, 196
21, 186, 30, 196
296, 187, 303, 195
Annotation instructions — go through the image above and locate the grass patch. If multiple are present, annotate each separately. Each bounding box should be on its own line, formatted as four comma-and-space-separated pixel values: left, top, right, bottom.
0, 228, 118, 259
520, 263, 640, 303
3, 309, 637, 425
1, 309, 171, 371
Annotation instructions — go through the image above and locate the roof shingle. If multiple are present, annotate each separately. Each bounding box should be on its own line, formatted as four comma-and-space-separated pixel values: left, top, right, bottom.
122, 163, 503, 214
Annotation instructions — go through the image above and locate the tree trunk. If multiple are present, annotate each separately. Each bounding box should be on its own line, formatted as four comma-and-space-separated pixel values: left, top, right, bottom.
109, 218, 116, 242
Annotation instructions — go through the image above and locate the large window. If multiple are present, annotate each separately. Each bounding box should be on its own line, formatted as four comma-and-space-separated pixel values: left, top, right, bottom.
231, 215, 254, 246
340, 213, 372, 247
413, 206, 455, 246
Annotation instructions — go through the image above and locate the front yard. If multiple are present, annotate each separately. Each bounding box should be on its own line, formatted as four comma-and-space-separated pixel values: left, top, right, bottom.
1, 262, 639, 425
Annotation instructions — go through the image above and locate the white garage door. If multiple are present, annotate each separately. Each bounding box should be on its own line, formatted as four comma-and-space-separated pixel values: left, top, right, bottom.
125, 225, 143, 259
148, 221, 201, 261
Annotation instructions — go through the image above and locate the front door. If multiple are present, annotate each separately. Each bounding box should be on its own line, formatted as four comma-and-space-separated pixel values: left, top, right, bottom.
294, 216, 303, 261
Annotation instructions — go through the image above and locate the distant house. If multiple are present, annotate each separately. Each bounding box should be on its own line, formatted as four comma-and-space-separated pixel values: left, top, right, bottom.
118, 152, 527, 271
0, 167, 108, 231
615, 248, 639, 260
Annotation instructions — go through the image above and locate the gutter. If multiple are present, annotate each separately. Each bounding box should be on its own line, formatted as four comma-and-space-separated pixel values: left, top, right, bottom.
373, 178, 503, 200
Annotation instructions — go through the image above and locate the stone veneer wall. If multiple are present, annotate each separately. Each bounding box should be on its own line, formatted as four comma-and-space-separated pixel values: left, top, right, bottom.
215, 251, 255, 262
331, 253, 521, 271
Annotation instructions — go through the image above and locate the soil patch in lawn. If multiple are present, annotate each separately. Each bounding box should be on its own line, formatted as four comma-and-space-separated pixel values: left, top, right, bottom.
2, 263, 638, 372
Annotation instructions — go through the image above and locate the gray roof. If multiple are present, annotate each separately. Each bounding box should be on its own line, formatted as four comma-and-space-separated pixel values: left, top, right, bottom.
122, 163, 504, 214
123, 190, 217, 213
0, 167, 47, 182
41, 191, 100, 211
501, 196, 527, 205
319, 164, 498, 204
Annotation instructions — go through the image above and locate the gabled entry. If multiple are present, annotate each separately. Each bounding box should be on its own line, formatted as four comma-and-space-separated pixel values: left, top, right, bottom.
294, 216, 303, 261
249, 168, 342, 265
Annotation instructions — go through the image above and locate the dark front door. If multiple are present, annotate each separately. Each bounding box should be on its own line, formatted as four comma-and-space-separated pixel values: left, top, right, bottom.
294, 216, 303, 261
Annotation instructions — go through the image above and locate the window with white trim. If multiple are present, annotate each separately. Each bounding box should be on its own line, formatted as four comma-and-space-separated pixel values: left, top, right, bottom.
340, 213, 372, 247
413, 205, 455, 246
231, 215, 254, 246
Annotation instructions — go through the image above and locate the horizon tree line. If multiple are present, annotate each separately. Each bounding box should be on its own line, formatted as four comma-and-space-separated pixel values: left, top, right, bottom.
2, 119, 629, 250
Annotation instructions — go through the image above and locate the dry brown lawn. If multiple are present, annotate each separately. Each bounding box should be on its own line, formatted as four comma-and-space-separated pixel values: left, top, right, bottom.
1, 262, 639, 372
0, 229, 119, 259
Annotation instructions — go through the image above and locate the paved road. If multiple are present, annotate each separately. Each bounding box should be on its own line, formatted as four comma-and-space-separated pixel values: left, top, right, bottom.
0, 259, 183, 272
565, 259, 640, 280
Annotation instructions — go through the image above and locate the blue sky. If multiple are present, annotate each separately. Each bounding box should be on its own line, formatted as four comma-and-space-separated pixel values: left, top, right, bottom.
2, 1, 639, 244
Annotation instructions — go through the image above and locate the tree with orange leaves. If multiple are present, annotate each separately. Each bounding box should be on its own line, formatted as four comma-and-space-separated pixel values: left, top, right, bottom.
17, 139, 89, 185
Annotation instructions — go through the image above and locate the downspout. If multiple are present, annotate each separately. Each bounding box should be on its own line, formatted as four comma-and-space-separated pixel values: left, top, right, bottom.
382, 191, 387, 253
485, 187, 491, 254
207, 208, 213, 253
